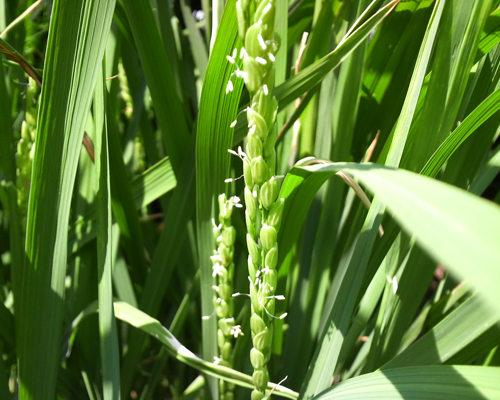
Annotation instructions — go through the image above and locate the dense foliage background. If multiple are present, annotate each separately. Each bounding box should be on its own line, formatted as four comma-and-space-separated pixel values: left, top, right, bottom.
0, 0, 499, 399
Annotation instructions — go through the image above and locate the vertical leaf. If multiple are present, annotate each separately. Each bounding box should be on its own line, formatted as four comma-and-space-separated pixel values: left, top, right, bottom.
196, 0, 242, 397
122, 0, 191, 175
94, 60, 121, 400
298, 0, 446, 397
17, 0, 115, 398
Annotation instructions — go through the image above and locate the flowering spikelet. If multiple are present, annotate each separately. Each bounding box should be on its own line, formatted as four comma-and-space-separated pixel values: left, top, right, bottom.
212, 194, 243, 400
16, 77, 39, 231
233, 0, 286, 398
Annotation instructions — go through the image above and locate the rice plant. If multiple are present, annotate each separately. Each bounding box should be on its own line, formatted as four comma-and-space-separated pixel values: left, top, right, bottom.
0, 0, 499, 400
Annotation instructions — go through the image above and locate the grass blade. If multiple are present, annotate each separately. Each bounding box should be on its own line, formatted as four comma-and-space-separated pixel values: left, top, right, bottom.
295, 162, 500, 316
94, 61, 121, 400
383, 295, 500, 369
312, 366, 500, 399
121, 0, 190, 174
274, 0, 399, 109
195, 0, 242, 396
72, 301, 299, 399
421, 85, 500, 178
17, 0, 115, 398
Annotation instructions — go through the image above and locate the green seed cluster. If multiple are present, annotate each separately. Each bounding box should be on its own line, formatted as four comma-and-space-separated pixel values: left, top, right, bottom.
16, 77, 38, 230
211, 194, 242, 400
234, 0, 286, 398
118, 62, 133, 119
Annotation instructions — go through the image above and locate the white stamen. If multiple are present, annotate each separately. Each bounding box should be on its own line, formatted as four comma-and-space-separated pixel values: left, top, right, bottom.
227, 174, 244, 182
228, 147, 247, 161
235, 70, 247, 79
268, 52, 275, 62
256, 57, 267, 65
253, 189, 258, 198
280, 313, 287, 319
263, 307, 283, 320
226, 55, 236, 64
202, 315, 211, 320
230, 120, 237, 128
232, 292, 250, 297
232, 48, 237, 58
212, 263, 225, 277
263, 84, 269, 95
226, 80, 234, 94
230, 196, 241, 204
240, 47, 247, 59
264, 294, 285, 300
212, 285, 220, 292
392, 276, 398, 294
249, 124, 257, 135
258, 34, 267, 50
230, 325, 244, 338
262, 4, 272, 14
216, 298, 222, 304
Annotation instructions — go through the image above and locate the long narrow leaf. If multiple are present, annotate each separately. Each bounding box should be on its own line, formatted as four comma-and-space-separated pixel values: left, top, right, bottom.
195, 0, 242, 396
274, 0, 399, 109
311, 366, 500, 399
17, 1, 115, 398
94, 61, 121, 400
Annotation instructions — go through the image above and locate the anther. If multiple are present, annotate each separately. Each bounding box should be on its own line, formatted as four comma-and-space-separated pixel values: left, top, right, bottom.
232, 292, 251, 297
235, 70, 247, 79
225, 174, 244, 183
258, 34, 267, 50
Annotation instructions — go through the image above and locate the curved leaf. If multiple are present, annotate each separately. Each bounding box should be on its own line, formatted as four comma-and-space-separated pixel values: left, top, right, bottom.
312, 366, 500, 399
383, 295, 500, 369
421, 86, 500, 178
273, 0, 399, 108
69, 301, 299, 399
280, 162, 500, 316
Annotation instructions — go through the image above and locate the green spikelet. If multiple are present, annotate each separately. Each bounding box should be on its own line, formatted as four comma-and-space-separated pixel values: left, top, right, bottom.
212, 194, 243, 400
232, 0, 286, 397
16, 77, 39, 231
118, 61, 133, 119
